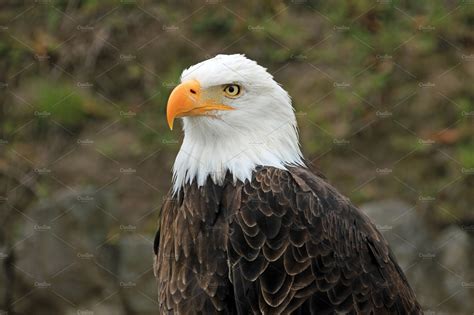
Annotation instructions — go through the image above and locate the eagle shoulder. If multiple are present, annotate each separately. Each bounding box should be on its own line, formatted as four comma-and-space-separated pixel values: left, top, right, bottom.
229, 166, 422, 314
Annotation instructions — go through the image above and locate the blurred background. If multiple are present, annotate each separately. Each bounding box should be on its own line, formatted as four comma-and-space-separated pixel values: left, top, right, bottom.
0, 0, 473, 314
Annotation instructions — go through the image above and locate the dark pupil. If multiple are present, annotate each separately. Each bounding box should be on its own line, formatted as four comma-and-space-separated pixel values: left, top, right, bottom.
228, 86, 235, 93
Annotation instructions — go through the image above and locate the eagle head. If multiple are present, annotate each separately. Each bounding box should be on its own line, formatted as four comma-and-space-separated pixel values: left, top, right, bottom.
166, 54, 303, 192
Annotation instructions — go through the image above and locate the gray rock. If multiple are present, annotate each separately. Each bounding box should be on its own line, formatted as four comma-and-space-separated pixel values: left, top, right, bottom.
361, 199, 474, 314
7, 186, 159, 314
12, 187, 125, 314
0, 171, 36, 313
117, 234, 157, 314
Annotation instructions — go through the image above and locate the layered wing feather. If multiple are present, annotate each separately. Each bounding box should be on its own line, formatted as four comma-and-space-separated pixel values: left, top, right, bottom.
155, 166, 422, 314
229, 166, 422, 314
154, 179, 238, 314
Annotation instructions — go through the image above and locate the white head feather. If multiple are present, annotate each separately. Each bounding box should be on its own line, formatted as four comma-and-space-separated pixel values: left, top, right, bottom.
172, 54, 304, 193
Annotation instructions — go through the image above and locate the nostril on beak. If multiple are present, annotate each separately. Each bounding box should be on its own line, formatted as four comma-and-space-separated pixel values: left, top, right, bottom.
190, 89, 197, 94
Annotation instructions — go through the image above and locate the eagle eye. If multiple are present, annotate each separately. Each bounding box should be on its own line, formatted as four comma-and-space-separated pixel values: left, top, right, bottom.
223, 84, 242, 98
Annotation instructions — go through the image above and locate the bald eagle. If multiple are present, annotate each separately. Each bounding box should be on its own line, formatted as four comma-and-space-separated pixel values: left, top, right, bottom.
154, 54, 422, 314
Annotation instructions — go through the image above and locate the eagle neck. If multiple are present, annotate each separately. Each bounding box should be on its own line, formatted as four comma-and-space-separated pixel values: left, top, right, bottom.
171, 120, 304, 194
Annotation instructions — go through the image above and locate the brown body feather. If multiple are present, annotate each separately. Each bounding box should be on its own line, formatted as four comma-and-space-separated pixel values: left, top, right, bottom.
154, 166, 422, 314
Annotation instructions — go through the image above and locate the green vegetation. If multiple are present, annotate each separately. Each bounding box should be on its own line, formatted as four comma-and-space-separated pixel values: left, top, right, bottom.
1, 0, 473, 233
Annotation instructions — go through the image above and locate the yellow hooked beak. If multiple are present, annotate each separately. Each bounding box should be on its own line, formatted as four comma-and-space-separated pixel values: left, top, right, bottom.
166, 80, 235, 130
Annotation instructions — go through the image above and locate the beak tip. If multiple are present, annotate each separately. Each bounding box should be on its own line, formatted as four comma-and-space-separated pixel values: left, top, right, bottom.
166, 108, 174, 130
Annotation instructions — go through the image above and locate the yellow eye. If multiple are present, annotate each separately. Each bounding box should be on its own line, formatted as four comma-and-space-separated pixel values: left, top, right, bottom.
223, 84, 241, 98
